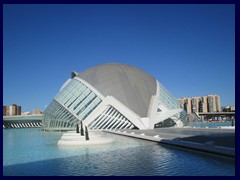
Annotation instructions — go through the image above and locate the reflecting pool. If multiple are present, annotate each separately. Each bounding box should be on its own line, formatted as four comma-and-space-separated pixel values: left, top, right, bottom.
189, 121, 234, 128
3, 128, 234, 176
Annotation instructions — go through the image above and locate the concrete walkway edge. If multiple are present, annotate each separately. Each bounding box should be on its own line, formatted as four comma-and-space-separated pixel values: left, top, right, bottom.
104, 130, 235, 158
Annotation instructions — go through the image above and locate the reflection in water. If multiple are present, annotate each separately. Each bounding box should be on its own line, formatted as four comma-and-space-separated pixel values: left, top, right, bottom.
3, 128, 234, 176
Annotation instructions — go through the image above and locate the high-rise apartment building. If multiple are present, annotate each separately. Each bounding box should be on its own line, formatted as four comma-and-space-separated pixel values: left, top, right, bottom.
191, 97, 201, 113
178, 98, 192, 113
16, 106, 22, 115
214, 95, 221, 112
201, 96, 208, 112
185, 98, 192, 113
207, 95, 221, 112
3, 106, 9, 116
178, 95, 221, 113
207, 95, 216, 112
3, 104, 22, 116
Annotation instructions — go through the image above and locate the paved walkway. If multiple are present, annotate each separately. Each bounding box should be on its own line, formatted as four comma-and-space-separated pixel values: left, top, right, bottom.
104, 127, 235, 158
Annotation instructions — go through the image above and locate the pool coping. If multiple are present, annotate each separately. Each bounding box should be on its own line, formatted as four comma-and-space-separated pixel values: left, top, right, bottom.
103, 130, 235, 158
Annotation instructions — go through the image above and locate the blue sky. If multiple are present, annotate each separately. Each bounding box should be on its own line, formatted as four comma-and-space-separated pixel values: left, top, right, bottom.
3, 4, 235, 112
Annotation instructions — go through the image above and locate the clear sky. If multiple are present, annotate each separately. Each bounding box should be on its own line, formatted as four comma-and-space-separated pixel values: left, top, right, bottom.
3, 4, 235, 112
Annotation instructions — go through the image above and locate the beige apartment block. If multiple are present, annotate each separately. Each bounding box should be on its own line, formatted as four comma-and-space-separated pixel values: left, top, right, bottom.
201, 96, 208, 112
178, 94, 221, 113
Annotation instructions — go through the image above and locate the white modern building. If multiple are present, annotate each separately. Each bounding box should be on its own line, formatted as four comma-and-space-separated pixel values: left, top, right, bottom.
42, 63, 188, 130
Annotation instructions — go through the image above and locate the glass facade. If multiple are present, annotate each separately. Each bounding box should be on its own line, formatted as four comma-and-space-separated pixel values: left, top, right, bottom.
42, 100, 79, 129
158, 82, 179, 110
42, 78, 102, 130
88, 106, 136, 130
157, 81, 188, 126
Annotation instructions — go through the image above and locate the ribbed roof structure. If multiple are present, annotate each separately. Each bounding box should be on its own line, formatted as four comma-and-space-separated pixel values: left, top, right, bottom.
78, 63, 157, 117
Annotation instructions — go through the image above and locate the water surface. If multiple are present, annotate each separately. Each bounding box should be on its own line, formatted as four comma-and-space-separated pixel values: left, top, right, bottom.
3, 128, 234, 176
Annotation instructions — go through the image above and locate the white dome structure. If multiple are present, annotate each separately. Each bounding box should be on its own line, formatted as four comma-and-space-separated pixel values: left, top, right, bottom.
42, 63, 188, 130
78, 64, 156, 117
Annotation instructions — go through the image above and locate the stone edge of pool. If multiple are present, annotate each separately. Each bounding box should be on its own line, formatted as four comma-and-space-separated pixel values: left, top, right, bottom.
103, 129, 235, 158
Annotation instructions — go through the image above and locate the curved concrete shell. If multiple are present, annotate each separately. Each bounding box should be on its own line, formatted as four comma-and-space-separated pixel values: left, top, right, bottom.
78, 63, 156, 117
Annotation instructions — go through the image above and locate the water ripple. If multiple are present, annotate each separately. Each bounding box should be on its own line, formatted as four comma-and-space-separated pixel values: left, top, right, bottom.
3, 128, 235, 176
